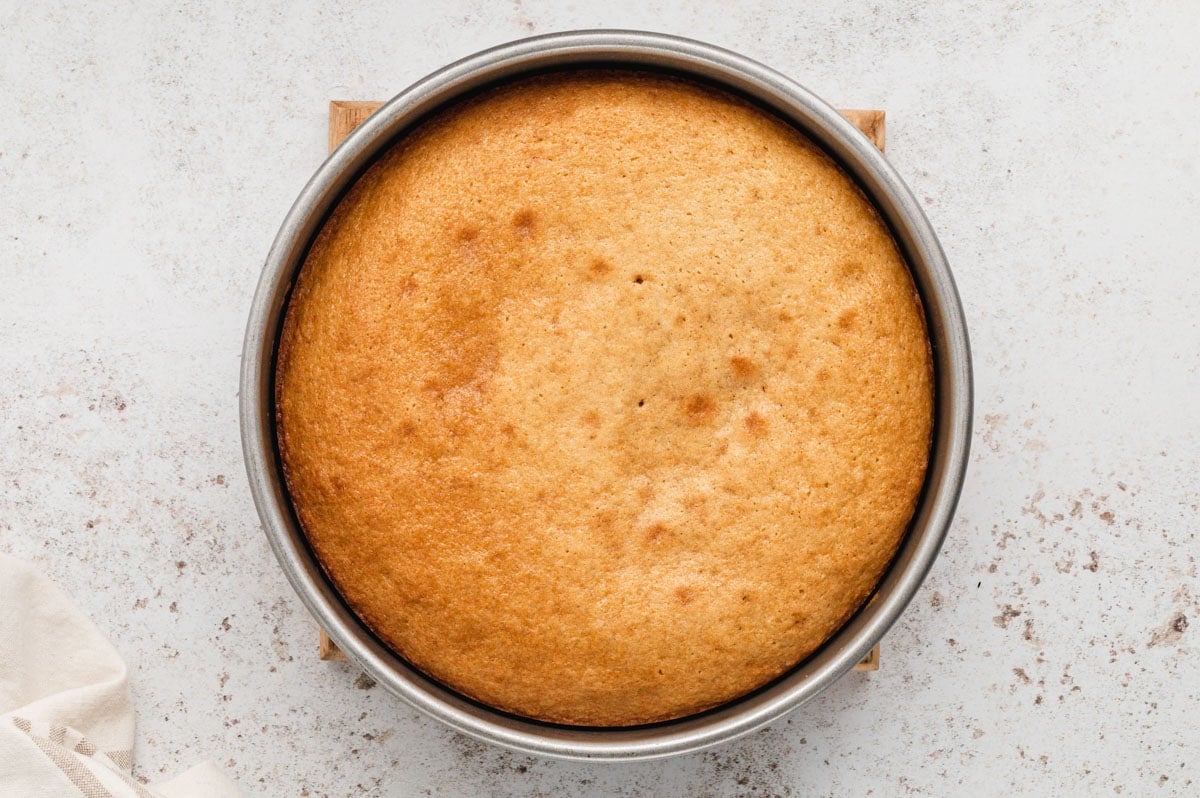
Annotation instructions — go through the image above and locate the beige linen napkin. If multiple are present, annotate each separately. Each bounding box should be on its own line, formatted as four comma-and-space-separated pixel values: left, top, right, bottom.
0, 552, 245, 797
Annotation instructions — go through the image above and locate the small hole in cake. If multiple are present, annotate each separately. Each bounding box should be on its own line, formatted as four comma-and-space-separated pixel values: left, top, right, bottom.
633, 275, 644, 284
637, 399, 645, 407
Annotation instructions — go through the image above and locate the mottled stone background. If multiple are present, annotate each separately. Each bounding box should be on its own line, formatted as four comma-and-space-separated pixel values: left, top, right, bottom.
2, 1, 1197, 795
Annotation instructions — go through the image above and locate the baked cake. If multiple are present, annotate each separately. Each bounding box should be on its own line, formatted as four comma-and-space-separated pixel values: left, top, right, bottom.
276, 71, 933, 726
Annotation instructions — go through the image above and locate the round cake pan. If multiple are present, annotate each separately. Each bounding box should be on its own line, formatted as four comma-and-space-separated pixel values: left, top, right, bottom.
241, 30, 972, 761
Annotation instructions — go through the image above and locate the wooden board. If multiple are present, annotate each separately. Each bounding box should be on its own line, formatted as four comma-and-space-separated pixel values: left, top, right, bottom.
317, 99, 886, 673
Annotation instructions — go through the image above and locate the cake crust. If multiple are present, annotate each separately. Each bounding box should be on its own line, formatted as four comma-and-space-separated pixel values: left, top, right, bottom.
276, 71, 933, 726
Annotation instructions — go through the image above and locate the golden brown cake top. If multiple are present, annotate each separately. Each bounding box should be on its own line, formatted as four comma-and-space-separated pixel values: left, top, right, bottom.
276, 70, 933, 726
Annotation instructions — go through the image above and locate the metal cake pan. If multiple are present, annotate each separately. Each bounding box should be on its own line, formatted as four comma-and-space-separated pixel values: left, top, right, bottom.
240, 30, 972, 761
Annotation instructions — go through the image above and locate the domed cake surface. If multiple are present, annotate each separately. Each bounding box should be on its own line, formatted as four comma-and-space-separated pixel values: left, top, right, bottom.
276, 70, 933, 726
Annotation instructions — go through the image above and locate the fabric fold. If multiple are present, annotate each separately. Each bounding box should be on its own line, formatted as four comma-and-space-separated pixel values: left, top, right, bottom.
0, 552, 245, 797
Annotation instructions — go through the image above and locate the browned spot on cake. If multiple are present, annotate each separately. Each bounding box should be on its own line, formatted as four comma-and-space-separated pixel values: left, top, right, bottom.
512, 208, 537, 237
674, 314, 687, 327
683, 393, 715, 423
839, 260, 865, 280
675, 586, 696, 605
730, 356, 758, 379
322, 471, 347, 494
744, 411, 767, 436
644, 523, 672, 545
682, 494, 710, 524
396, 275, 419, 296
589, 256, 612, 277
837, 308, 858, 329
452, 226, 482, 262
593, 510, 623, 554
582, 410, 601, 427
421, 298, 499, 396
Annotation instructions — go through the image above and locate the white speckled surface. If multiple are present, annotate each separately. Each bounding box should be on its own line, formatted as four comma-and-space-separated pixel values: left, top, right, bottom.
2, 1, 1198, 795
